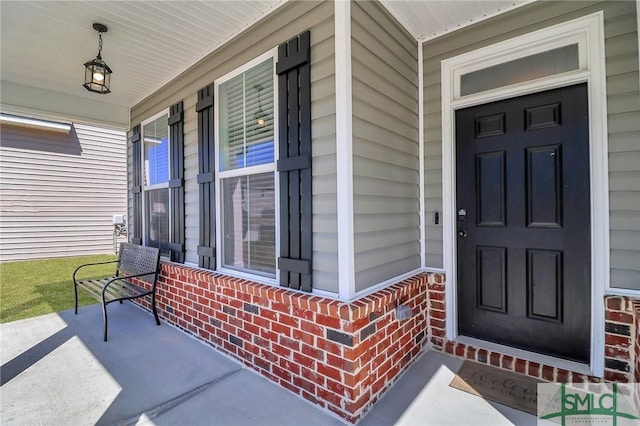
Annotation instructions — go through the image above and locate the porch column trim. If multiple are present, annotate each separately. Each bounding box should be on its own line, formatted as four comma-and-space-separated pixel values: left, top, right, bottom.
335, 0, 355, 301
418, 42, 426, 269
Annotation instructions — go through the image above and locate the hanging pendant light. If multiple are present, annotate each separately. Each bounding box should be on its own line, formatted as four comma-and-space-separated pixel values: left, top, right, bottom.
83, 23, 112, 94
254, 85, 266, 128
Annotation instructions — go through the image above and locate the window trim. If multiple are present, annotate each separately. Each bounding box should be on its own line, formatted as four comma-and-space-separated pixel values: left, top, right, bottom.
214, 48, 280, 283
141, 108, 171, 250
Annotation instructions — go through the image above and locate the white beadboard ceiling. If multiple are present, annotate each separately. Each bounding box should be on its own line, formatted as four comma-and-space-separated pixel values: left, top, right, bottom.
382, 0, 532, 41
0, 0, 530, 126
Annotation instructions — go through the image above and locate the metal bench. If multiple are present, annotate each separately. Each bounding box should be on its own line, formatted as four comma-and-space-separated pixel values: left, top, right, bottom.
73, 243, 161, 341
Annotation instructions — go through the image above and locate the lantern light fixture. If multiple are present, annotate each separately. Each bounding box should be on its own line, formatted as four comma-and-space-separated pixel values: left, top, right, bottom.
83, 23, 112, 94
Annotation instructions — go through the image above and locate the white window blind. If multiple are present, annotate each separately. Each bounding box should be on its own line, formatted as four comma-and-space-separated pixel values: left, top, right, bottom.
143, 115, 169, 186
219, 58, 274, 171
222, 173, 275, 276
218, 55, 277, 278
142, 113, 170, 252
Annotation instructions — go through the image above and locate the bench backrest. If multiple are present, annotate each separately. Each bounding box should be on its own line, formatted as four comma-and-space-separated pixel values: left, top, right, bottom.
116, 243, 161, 285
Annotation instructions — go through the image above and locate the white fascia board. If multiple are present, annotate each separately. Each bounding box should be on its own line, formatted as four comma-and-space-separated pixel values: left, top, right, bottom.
0, 112, 71, 133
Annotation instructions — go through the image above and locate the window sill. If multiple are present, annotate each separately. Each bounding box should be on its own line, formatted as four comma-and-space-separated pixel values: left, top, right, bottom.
179, 260, 278, 288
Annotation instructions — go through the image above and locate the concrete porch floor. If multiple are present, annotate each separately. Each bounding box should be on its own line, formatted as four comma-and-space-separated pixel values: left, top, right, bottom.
0, 302, 538, 425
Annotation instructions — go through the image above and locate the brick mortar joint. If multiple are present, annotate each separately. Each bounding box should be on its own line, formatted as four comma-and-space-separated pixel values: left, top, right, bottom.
158, 262, 439, 321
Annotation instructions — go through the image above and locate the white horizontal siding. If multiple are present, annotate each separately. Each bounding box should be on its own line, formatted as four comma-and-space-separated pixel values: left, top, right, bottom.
603, 2, 640, 291
351, 0, 420, 292
130, 1, 338, 292
0, 123, 127, 261
422, 0, 640, 292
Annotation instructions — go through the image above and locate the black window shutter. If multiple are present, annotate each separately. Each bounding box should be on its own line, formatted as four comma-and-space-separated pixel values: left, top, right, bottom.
196, 84, 216, 269
130, 124, 143, 245
168, 101, 185, 263
277, 31, 312, 291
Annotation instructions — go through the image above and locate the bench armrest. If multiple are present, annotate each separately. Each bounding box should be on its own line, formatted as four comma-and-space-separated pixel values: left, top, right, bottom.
101, 271, 158, 294
73, 260, 119, 283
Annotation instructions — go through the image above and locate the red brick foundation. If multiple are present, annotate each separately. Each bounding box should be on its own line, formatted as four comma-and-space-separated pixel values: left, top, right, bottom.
134, 263, 639, 423
136, 263, 442, 423
428, 282, 639, 384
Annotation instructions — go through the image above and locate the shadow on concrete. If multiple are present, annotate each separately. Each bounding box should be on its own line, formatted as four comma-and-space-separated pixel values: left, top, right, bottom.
1, 327, 74, 386
0, 303, 343, 426
360, 351, 539, 426
1, 303, 241, 425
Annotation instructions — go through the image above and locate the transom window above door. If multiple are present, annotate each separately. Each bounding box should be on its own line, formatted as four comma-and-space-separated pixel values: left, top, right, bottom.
460, 44, 580, 96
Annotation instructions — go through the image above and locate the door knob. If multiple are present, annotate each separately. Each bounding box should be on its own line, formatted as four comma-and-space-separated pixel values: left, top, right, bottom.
458, 229, 468, 238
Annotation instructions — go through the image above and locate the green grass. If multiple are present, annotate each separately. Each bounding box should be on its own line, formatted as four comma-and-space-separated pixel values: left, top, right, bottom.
0, 254, 118, 323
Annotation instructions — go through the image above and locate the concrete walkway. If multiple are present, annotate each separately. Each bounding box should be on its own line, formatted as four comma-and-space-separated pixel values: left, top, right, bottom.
1, 302, 538, 425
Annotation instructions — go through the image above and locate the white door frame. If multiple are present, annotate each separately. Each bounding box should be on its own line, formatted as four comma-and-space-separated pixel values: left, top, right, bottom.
441, 12, 609, 377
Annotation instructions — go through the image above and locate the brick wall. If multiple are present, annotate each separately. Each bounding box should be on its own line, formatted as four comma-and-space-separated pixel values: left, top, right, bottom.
135, 263, 640, 423
604, 296, 636, 382
136, 263, 442, 423
428, 283, 639, 384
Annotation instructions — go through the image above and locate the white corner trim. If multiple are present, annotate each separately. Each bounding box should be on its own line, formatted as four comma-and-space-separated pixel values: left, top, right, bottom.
335, 0, 355, 301
418, 42, 426, 269
637, 0, 640, 90
441, 12, 608, 377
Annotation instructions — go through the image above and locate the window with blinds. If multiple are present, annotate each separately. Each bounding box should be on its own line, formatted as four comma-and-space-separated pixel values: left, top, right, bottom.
217, 55, 276, 278
219, 58, 274, 171
142, 113, 170, 252
143, 115, 169, 186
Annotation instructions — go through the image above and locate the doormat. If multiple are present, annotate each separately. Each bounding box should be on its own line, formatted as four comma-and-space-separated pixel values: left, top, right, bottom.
449, 361, 541, 415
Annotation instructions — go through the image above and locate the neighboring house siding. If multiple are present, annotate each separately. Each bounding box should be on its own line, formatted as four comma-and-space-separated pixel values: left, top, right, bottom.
422, 1, 640, 290
129, 1, 338, 293
0, 123, 127, 261
351, 1, 420, 292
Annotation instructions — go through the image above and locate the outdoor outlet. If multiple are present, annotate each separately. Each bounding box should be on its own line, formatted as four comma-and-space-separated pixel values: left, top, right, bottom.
396, 304, 412, 321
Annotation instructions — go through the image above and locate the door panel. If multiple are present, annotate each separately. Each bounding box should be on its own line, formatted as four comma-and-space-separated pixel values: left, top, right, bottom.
477, 152, 506, 226
456, 84, 591, 363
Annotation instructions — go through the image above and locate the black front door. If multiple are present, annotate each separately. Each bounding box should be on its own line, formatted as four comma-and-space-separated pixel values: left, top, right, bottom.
456, 84, 591, 363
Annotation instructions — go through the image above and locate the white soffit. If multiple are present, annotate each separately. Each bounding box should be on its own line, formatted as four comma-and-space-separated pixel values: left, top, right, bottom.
0, 0, 285, 118
1, 0, 536, 126
379, 0, 535, 41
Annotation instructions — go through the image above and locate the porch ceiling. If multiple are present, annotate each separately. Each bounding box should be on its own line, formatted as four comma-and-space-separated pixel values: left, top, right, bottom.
0, 0, 530, 128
